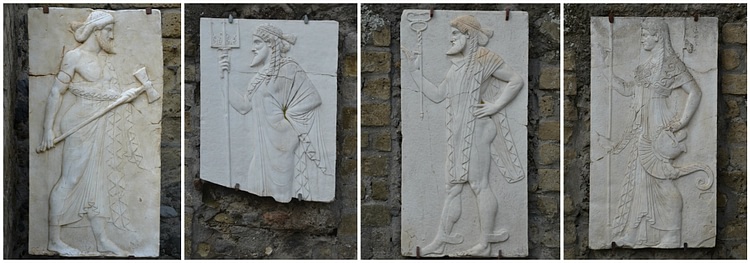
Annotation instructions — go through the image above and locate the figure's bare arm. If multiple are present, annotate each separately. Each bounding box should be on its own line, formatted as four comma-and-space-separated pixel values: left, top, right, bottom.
228, 85, 253, 115
473, 63, 523, 118
38, 52, 76, 152
219, 52, 254, 114
670, 79, 702, 131
401, 47, 445, 103
611, 75, 634, 97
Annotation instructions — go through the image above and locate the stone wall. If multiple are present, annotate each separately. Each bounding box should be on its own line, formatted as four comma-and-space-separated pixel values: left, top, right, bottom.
360, 4, 561, 259
2, 3, 182, 258
564, 4, 747, 259
183, 4, 358, 259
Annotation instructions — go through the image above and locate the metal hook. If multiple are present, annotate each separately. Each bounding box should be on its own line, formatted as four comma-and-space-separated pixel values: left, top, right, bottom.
416, 246, 421, 258
234, 183, 240, 190
609, 11, 614, 23
146, 7, 152, 15
228, 14, 234, 24
429, 7, 434, 18
43, 5, 49, 14
505, 7, 510, 21
693, 13, 699, 22
304, 14, 309, 24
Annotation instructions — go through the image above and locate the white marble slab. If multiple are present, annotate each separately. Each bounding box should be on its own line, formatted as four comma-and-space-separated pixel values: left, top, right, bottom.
589, 17, 717, 249
28, 8, 163, 257
199, 18, 338, 203
400, 10, 529, 258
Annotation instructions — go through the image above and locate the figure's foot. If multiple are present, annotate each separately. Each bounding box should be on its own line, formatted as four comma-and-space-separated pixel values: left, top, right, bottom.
452, 242, 491, 257
421, 240, 446, 256
421, 232, 464, 256
97, 237, 127, 256
48, 239, 82, 256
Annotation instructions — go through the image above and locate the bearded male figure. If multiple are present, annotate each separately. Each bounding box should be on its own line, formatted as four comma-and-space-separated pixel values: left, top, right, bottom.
403, 15, 525, 257
219, 24, 332, 203
36, 11, 153, 256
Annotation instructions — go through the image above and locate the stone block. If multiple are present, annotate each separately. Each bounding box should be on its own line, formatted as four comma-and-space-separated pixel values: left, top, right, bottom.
373, 26, 391, 47
540, 66, 560, 90
362, 104, 390, 126
722, 73, 747, 95
362, 51, 391, 73
537, 168, 560, 192
344, 55, 357, 77
373, 132, 391, 152
161, 10, 181, 38
538, 143, 560, 166
720, 48, 741, 70
564, 49, 575, 71
538, 121, 560, 141
363, 77, 391, 100
362, 155, 388, 177
371, 180, 389, 201
722, 22, 746, 44
362, 204, 391, 227
564, 73, 577, 96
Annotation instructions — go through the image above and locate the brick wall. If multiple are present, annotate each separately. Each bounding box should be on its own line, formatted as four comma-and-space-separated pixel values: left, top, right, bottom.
183, 4, 358, 259
2, 3, 182, 258
564, 3, 747, 259
361, 4, 561, 259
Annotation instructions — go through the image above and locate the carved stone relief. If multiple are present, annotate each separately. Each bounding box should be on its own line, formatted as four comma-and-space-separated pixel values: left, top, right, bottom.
28, 8, 163, 257
400, 10, 529, 257
589, 17, 717, 249
199, 18, 338, 203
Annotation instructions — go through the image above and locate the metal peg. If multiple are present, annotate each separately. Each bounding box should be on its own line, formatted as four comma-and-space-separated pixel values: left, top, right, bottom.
228, 14, 234, 23
304, 14, 309, 24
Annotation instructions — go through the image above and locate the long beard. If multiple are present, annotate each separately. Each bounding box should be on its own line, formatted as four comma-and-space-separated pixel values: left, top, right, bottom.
98, 34, 115, 54
446, 42, 463, 55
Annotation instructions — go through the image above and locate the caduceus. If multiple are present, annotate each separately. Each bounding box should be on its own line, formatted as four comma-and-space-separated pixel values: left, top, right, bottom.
406, 11, 431, 118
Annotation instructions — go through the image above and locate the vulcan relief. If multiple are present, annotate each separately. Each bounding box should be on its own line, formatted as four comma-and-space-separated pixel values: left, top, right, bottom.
199, 18, 338, 203
400, 10, 529, 257
29, 8, 163, 257
589, 17, 717, 249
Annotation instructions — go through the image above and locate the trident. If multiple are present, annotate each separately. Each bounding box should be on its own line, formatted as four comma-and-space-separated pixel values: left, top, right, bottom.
210, 18, 240, 180
406, 11, 431, 118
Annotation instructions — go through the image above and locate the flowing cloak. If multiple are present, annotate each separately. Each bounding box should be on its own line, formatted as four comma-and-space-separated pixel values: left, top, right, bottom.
240, 58, 331, 202
51, 55, 143, 230
436, 47, 524, 185
611, 51, 694, 248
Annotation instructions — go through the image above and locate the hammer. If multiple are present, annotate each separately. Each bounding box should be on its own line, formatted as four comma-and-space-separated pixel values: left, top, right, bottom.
36, 67, 160, 153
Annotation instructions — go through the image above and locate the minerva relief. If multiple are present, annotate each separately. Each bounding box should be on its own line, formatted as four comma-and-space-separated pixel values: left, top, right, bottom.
400, 10, 529, 257
589, 17, 717, 249
199, 19, 338, 203
28, 8, 163, 257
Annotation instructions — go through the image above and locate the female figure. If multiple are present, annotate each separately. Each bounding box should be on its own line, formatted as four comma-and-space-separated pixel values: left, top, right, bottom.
608, 19, 703, 248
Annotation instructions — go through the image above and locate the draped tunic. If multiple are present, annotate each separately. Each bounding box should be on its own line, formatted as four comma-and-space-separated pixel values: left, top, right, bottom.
612, 51, 694, 248
240, 58, 331, 202
52, 55, 141, 230
434, 47, 524, 185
